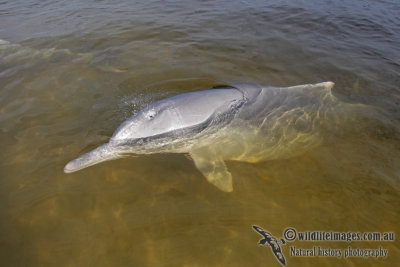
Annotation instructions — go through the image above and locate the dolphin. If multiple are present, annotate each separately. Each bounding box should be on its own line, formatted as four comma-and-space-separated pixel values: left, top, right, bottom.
65, 82, 340, 192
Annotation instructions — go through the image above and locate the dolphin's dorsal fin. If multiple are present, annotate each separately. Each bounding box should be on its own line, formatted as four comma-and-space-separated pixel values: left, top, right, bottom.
190, 148, 233, 192
212, 84, 232, 89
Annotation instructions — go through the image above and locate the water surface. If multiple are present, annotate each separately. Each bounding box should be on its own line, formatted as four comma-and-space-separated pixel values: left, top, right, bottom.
0, 0, 399, 266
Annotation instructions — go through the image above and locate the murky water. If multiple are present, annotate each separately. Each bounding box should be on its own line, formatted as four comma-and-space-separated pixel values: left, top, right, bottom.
1, 0, 399, 266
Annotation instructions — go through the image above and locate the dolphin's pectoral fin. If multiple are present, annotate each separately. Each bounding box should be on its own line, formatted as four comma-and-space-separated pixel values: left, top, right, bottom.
190, 149, 233, 192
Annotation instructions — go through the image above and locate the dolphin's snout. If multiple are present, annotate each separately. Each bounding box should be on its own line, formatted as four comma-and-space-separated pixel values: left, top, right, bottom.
64, 160, 78, 173
64, 144, 121, 174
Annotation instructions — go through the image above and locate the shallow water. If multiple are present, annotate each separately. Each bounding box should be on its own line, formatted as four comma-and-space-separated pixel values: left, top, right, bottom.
0, 0, 399, 266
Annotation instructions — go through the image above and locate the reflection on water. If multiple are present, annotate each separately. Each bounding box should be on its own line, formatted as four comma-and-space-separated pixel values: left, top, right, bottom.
0, 0, 399, 266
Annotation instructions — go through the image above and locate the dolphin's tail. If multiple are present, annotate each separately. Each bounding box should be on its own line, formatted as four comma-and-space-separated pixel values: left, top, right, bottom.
64, 143, 123, 173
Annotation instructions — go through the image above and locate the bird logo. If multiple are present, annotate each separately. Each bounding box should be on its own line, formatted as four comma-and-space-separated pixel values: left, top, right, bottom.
252, 225, 287, 266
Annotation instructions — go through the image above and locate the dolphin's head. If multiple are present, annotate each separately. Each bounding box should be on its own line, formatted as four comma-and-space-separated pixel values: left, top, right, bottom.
64, 87, 244, 173
110, 88, 245, 148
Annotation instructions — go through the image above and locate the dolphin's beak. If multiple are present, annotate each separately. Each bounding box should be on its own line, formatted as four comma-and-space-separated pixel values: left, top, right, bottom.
64, 143, 122, 173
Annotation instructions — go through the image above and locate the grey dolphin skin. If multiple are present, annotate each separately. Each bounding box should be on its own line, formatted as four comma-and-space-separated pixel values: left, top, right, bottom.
65, 82, 340, 192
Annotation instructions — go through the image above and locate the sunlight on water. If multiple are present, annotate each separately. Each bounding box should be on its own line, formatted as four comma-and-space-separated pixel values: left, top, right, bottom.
0, 0, 399, 266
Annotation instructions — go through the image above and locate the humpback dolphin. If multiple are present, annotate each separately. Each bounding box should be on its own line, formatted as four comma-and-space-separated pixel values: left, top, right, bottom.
65, 82, 340, 192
